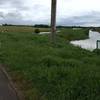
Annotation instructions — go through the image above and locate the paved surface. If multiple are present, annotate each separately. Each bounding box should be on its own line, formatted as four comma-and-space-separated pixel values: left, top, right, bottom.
0, 68, 18, 100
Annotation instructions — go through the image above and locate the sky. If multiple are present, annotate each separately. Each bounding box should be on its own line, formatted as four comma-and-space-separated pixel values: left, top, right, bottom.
0, 0, 100, 26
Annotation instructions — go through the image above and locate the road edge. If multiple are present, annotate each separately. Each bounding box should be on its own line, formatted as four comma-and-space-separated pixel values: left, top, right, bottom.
0, 64, 25, 100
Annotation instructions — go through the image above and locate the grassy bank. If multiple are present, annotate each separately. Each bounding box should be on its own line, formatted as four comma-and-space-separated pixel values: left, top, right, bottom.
58, 28, 89, 41
0, 27, 100, 100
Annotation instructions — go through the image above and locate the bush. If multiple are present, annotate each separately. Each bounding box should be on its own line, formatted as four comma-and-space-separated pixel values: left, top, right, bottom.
34, 28, 40, 34
93, 49, 100, 54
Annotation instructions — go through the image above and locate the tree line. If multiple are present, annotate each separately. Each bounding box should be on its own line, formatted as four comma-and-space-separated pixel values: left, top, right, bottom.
1, 24, 100, 29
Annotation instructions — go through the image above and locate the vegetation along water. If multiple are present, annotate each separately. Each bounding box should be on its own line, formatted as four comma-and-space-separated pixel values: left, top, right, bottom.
0, 26, 100, 100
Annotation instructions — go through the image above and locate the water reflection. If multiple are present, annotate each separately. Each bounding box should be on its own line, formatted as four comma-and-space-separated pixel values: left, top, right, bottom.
70, 30, 100, 51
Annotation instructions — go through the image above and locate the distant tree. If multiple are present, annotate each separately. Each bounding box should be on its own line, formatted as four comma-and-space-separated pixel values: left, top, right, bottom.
34, 24, 50, 28
2, 24, 8, 26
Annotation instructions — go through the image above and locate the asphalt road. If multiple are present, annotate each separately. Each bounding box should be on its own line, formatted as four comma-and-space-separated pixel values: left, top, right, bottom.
0, 69, 18, 100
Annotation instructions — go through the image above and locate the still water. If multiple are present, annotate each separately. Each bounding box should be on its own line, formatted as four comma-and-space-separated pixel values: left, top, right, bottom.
70, 30, 100, 51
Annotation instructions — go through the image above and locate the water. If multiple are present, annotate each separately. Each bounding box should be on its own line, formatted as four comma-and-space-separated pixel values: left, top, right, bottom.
40, 32, 50, 34
70, 30, 100, 51
40, 30, 60, 34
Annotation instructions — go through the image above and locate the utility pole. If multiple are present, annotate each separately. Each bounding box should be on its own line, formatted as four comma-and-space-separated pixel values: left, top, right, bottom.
51, 0, 57, 43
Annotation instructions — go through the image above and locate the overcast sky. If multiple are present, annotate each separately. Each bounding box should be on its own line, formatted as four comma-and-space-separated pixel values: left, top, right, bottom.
0, 0, 100, 26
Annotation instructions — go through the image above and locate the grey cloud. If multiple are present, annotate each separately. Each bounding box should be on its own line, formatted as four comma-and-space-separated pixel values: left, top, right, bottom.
1, 11, 100, 26
0, 12, 5, 18
0, 19, 32, 25
6, 12, 22, 19
0, 18, 49, 25
0, 11, 22, 19
0, 0, 29, 11
0, 0, 21, 4
58, 11, 100, 26
11, 0, 29, 11
0, 0, 20, 6
0, 0, 100, 26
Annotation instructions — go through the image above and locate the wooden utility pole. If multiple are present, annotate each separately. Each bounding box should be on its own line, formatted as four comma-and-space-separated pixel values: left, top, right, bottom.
51, 0, 57, 43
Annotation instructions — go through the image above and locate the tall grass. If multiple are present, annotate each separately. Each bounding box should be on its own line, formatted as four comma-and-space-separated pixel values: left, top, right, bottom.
0, 27, 100, 100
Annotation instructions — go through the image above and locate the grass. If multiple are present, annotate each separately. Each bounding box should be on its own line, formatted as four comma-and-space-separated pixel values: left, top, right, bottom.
58, 28, 89, 41
0, 26, 50, 33
0, 26, 100, 100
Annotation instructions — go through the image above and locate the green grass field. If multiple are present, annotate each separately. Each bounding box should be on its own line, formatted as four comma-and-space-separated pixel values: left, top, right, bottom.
0, 26, 100, 100
0, 26, 50, 33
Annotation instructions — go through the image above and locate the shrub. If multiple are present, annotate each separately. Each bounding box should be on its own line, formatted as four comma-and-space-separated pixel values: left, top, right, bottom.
93, 49, 100, 54
34, 28, 40, 34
